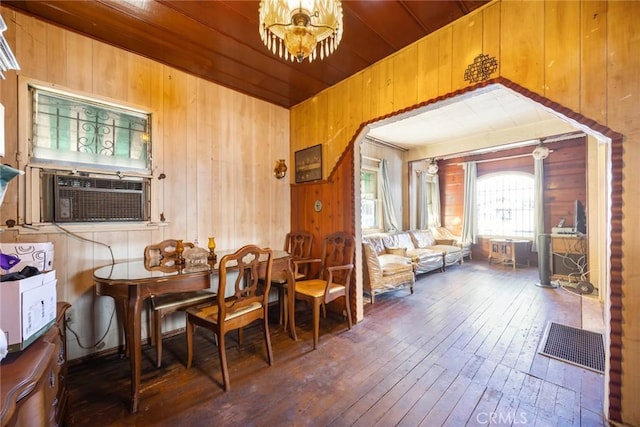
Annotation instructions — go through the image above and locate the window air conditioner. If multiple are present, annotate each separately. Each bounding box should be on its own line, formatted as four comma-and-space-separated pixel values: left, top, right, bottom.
40, 171, 150, 223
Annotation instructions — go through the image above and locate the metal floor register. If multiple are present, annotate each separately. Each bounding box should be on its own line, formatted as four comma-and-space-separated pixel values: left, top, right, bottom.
539, 322, 605, 373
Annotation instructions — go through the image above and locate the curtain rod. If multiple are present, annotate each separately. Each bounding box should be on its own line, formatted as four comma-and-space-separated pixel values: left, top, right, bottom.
452, 150, 553, 166
363, 136, 409, 152
437, 131, 584, 163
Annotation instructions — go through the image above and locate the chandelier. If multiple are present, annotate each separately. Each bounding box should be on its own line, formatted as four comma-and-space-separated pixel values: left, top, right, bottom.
259, 0, 343, 63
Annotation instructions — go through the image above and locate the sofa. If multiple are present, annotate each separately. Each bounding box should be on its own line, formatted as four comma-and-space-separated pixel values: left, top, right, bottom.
408, 229, 464, 267
361, 229, 468, 303
430, 226, 472, 261
362, 241, 415, 303
363, 230, 447, 272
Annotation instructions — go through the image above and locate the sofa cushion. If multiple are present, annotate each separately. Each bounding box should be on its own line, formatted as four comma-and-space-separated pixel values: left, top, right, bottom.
406, 247, 444, 260
410, 229, 437, 248
363, 234, 386, 256
378, 254, 413, 276
378, 253, 412, 266
407, 247, 445, 274
382, 232, 415, 251
430, 226, 472, 260
385, 247, 407, 257
381, 262, 413, 276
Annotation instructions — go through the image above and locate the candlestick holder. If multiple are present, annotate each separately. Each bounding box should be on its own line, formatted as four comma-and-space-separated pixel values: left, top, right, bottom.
207, 237, 217, 265
175, 239, 185, 265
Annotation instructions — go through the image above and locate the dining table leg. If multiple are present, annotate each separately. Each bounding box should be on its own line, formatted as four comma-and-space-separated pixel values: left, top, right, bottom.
126, 285, 143, 413
285, 268, 297, 341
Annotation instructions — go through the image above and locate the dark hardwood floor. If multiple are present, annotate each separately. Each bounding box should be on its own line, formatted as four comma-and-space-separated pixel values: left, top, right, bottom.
66, 261, 607, 426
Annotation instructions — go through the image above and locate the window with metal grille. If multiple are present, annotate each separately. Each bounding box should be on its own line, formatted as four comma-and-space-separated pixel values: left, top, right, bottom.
30, 86, 151, 173
477, 172, 534, 237
26, 84, 153, 223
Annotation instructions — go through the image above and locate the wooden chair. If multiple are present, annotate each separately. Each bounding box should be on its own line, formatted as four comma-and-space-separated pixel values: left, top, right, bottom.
284, 231, 314, 275
292, 232, 355, 349
271, 231, 314, 335
185, 244, 274, 391
144, 239, 216, 368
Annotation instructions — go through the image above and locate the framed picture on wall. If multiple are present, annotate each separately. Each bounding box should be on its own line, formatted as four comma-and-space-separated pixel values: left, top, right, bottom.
295, 144, 323, 183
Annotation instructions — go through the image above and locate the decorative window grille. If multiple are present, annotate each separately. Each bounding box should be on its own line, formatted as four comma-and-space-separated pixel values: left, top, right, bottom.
477, 172, 535, 237
30, 86, 151, 173
361, 168, 381, 230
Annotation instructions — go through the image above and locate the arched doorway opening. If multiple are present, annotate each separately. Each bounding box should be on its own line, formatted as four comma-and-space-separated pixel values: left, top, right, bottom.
352, 77, 623, 419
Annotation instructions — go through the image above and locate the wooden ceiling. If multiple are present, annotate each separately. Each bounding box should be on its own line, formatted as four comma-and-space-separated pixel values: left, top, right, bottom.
4, 0, 490, 108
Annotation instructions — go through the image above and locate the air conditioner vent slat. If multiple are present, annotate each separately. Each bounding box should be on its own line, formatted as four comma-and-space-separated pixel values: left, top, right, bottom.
42, 171, 149, 222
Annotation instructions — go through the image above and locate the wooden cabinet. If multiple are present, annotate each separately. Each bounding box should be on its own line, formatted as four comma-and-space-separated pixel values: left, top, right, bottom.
488, 239, 532, 270
551, 235, 588, 280
1, 302, 70, 427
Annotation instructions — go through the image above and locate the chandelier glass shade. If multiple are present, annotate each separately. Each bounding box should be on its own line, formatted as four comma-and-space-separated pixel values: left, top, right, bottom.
259, 0, 343, 63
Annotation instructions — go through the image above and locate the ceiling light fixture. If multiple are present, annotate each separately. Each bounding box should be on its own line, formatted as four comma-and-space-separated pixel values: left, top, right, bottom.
259, 0, 343, 63
531, 142, 550, 160
427, 159, 439, 175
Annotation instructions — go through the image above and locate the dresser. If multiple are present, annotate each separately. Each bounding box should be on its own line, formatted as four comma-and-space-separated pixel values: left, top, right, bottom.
0, 302, 70, 427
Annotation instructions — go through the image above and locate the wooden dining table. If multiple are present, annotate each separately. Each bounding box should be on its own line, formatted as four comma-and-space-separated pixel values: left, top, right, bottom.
93, 249, 292, 413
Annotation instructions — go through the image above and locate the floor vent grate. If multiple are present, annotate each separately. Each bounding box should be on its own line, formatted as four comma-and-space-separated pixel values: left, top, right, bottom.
539, 322, 605, 373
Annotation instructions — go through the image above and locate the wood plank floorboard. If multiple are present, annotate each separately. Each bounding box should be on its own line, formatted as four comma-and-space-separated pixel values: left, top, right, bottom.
65, 260, 608, 426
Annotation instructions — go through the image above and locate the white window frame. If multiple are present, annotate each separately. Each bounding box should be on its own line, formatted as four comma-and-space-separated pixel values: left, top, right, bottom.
361, 166, 383, 232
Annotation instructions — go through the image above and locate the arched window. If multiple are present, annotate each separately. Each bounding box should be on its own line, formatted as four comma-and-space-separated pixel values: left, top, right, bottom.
477, 172, 534, 237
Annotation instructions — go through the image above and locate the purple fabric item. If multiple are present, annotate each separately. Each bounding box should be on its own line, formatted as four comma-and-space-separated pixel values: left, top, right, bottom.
0, 253, 20, 270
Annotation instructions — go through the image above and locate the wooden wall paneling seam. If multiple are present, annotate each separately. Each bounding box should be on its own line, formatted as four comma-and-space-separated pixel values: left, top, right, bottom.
451, 11, 483, 92
499, 1, 544, 93
45, 21, 66, 85
579, 1, 607, 125
67, 31, 93, 92
481, 2, 501, 79
393, 44, 419, 109
437, 27, 453, 95
543, 0, 581, 112
416, 34, 440, 103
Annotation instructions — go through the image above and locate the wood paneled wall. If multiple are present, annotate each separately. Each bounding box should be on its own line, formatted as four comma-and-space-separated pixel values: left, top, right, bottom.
290, 144, 355, 316
438, 137, 587, 262
0, 8, 290, 361
290, 1, 639, 423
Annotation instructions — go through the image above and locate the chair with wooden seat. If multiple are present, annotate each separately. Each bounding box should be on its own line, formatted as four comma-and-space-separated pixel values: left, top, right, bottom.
185, 244, 274, 391
284, 231, 314, 271
291, 232, 355, 349
144, 239, 216, 368
270, 231, 314, 336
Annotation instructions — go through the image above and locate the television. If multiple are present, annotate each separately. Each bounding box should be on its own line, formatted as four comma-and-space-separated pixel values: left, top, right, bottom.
574, 199, 587, 234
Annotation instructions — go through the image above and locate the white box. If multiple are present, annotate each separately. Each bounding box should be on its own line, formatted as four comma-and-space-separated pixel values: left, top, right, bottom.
0, 242, 54, 274
0, 270, 57, 352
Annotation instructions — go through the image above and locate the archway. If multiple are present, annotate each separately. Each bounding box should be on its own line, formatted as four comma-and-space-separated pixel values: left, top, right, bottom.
352, 77, 623, 419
